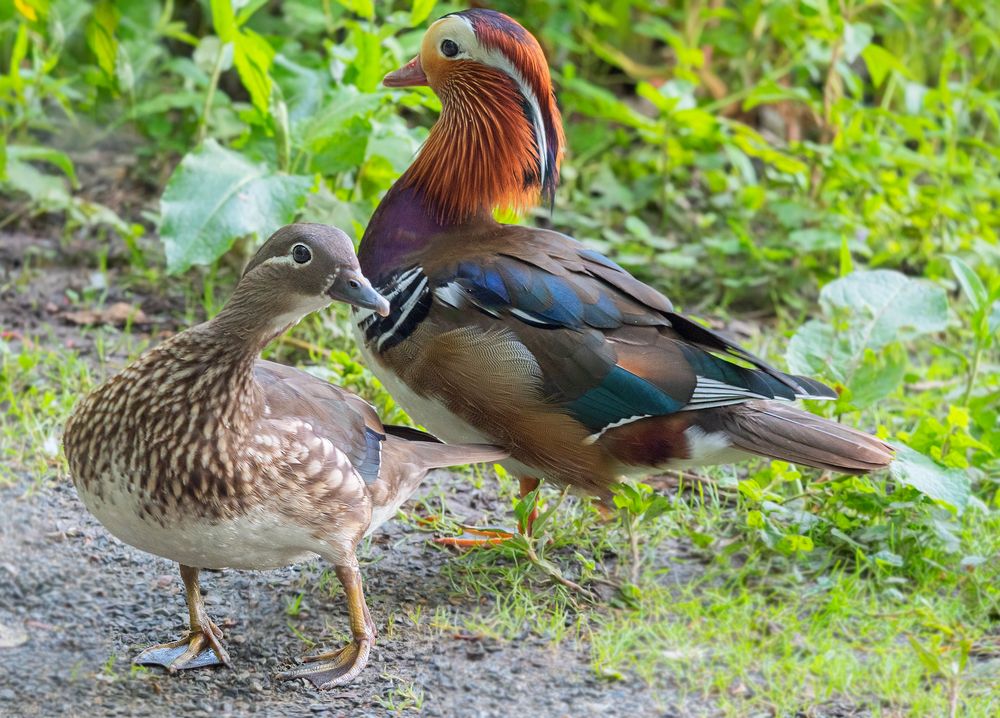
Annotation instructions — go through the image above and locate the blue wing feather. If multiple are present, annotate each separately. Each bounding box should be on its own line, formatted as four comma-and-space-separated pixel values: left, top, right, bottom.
435, 253, 828, 436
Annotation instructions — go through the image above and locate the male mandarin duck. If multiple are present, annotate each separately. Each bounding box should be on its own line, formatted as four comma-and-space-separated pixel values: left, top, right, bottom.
354, 10, 892, 528
64, 224, 505, 688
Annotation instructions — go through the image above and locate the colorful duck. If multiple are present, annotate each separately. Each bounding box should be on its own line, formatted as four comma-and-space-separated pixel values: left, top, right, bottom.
355, 10, 892, 527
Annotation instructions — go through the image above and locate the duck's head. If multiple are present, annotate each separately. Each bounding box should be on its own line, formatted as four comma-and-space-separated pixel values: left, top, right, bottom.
223, 224, 389, 341
385, 9, 564, 224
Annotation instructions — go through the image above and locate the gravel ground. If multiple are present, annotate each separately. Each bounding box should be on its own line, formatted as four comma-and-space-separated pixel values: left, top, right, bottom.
0, 473, 676, 718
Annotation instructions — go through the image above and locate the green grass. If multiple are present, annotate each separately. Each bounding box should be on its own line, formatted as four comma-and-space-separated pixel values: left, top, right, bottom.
0, 323, 151, 488
412, 479, 1000, 716
4, 307, 998, 715
0, 339, 92, 488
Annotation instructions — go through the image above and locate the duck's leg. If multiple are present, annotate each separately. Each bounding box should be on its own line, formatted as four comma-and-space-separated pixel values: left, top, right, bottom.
277, 560, 376, 689
434, 476, 540, 547
134, 564, 232, 671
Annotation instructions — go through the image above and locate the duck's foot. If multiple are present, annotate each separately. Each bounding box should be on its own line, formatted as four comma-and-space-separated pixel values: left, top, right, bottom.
134, 621, 231, 671
134, 564, 232, 672
278, 561, 377, 690
433, 524, 516, 547
435, 477, 542, 547
277, 638, 372, 689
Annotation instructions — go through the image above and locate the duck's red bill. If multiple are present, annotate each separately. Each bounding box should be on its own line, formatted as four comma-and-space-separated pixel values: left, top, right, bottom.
383, 56, 428, 87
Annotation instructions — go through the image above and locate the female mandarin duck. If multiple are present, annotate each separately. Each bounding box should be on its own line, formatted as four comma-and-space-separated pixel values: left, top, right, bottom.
355, 10, 892, 530
64, 224, 505, 688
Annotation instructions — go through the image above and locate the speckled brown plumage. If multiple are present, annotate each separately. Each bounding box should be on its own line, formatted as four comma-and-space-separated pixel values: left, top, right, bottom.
64, 223, 506, 688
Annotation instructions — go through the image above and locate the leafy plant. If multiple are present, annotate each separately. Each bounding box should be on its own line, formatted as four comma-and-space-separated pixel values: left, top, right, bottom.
612, 481, 670, 586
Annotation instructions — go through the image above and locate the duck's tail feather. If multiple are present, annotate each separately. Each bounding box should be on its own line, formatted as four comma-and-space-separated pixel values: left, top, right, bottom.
697, 402, 893, 474
383, 424, 508, 470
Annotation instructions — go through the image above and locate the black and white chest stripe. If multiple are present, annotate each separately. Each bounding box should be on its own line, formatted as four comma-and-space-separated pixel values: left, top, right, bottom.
358, 267, 432, 353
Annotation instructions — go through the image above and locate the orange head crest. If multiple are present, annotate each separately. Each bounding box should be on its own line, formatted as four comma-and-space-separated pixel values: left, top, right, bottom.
384, 9, 564, 225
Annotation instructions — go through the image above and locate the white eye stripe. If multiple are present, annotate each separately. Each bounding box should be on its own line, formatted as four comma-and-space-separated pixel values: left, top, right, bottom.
486, 50, 547, 179
450, 14, 548, 182
257, 255, 298, 268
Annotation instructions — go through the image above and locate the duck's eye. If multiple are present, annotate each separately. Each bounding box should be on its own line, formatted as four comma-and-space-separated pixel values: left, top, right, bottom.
440, 39, 459, 58
291, 244, 312, 264
348, 279, 361, 289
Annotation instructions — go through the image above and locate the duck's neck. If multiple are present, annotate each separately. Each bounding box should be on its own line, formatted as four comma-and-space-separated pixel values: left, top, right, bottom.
359, 184, 495, 280
360, 66, 550, 279
203, 283, 302, 356
165, 285, 306, 426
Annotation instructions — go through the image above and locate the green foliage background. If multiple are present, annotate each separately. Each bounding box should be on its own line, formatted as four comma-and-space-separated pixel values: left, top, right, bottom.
1, 0, 999, 714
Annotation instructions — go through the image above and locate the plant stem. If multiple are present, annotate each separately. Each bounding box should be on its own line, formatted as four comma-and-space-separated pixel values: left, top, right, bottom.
628, 518, 640, 586
196, 41, 228, 146
523, 540, 595, 601
962, 345, 982, 406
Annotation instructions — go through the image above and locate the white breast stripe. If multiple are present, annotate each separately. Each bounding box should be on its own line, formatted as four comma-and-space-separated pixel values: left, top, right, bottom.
377, 276, 428, 351
385, 268, 422, 299
357, 268, 423, 333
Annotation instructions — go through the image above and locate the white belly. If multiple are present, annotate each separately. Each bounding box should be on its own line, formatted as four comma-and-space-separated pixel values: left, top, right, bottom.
76, 481, 327, 571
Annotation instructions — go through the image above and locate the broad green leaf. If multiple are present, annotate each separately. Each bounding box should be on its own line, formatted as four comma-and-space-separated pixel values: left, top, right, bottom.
786, 321, 837, 378
115, 43, 134, 96
3, 158, 70, 204
210, 0, 237, 41
367, 116, 427, 172
948, 256, 988, 313
159, 140, 312, 274
742, 79, 811, 111
786, 270, 948, 406
235, 0, 270, 26
336, 0, 374, 20
848, 345, 906, 408
842, 22, 873, 63
778, 534, 814, 553
861, 44, 908, 87
8, 23, 28, 96
85, 0, 119, 79
233, 28, 275, 115
8, 145, 78, 186
731, 125, 807, 175
890, 445, 971, 514
819, 270, 948, 348
297, 86, 385, 149
309, 118, 371, 175
14, 0, 46, 22
351, 25, 382, 93
409, 0, 436, 26
788, 228, 841, 252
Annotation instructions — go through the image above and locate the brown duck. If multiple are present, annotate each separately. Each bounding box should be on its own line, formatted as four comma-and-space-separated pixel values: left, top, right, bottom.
64, 223, 505, 688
